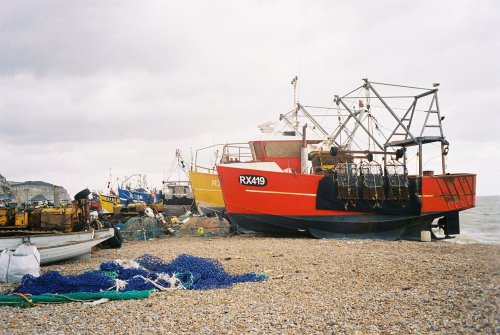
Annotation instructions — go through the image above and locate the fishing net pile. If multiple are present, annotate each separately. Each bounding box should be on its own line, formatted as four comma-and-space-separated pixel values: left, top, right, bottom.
177, 217, 231, 237
121, 217, 165, 240
0, 254, 267, 307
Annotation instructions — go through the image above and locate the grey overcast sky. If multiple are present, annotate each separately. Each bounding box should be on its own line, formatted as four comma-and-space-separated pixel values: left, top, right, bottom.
0, 0, 499, 196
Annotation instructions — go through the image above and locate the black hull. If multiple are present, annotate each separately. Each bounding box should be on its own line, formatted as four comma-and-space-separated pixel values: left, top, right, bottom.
163, 197, 194, 206
199, 206, 226, 217
228, 212, 444, 240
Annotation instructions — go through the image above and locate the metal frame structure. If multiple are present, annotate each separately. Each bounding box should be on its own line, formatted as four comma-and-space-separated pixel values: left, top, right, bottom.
332, 79, 448, 177
193, 143, 254, 173
193, 144, 225, 173
278, 103, 329, 139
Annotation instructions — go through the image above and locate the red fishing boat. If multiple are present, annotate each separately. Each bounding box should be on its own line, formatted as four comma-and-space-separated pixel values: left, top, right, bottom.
217, 80, 476, 240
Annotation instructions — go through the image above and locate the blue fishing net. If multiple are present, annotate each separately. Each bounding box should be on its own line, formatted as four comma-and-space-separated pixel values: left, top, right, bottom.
15, 271, 115, 295
13, 254, 267, 295
135, 254, 267, 290
100, 261, 151, 279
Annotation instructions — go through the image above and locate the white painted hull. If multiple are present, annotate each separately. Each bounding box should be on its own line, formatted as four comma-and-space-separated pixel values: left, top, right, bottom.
0, 229, 115, 265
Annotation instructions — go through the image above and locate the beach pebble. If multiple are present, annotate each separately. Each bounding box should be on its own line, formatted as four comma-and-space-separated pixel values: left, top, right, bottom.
0, 236, 498, 334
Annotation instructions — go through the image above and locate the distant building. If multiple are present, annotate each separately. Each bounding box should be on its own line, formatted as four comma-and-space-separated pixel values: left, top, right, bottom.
31, 193, 49, 206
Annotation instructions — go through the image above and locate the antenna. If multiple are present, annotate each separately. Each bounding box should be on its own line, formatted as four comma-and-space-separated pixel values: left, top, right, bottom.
291, 76, 298, 107
107, 168, 112, 189
291, 76, 299, 126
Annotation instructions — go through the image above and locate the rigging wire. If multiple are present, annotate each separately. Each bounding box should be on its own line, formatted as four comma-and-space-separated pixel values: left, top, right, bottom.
370, 81, 432, 90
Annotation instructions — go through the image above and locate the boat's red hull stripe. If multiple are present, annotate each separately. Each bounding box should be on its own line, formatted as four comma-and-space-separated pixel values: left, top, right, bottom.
245, 189, 316, 197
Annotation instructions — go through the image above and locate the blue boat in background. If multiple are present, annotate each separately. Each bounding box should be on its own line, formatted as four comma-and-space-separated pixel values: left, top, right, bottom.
118, 188, 160, 205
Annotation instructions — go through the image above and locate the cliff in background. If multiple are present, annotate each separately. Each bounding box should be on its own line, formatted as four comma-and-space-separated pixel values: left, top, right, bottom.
0, 173, 71, 204
0, 173, 13, 199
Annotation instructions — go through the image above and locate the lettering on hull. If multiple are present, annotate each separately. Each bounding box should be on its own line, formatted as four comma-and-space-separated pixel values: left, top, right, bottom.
239, 175, 267, 187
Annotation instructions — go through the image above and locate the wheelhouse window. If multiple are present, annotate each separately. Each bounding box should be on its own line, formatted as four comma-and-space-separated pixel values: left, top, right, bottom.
253, 142, 265, 159
263, 141, 302, 158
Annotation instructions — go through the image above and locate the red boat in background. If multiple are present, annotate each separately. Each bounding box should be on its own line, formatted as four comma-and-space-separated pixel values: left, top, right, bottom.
216, 79, 476, 240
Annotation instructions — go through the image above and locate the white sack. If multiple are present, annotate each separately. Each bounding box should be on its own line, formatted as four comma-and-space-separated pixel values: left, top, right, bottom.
0, 244, 41, 283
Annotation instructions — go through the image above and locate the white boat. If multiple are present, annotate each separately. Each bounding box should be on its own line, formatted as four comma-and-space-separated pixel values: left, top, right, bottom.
0, 228, 115, 265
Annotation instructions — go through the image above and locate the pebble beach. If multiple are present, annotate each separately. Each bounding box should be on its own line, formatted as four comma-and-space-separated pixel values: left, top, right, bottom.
1, 236, 498, 335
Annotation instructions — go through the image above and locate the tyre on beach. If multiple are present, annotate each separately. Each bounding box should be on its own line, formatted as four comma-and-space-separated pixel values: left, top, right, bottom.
99, 224, 123, 248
